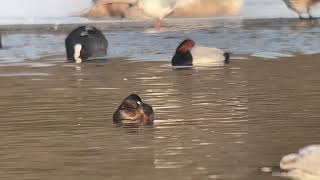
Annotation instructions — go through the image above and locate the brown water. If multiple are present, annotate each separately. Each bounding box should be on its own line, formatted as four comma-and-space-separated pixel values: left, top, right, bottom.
1, 55, 320, 180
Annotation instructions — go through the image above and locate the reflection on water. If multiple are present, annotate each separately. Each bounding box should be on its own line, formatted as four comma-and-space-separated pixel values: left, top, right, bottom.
1, 55, 320, 180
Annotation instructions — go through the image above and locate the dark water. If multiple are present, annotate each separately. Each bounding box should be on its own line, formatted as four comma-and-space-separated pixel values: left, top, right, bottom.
0, 54, 320, 179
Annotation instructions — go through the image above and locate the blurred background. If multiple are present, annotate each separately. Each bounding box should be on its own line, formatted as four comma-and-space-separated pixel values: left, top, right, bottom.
0, 0, 320, 24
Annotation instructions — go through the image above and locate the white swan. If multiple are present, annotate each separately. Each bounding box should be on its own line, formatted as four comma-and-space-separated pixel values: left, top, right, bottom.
281, 0, 320, 19
278, 145, 320, 180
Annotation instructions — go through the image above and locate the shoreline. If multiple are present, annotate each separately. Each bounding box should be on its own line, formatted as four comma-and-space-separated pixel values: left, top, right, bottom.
0, 17, 319, 33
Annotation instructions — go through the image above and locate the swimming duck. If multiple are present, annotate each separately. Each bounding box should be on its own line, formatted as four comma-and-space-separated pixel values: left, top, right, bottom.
91, 0, 179, 30
172, 39, 230, 67
113, 94, 154, 126
282, 0, 320, 19
65, 26, 108, 63
278, 144, 320, 180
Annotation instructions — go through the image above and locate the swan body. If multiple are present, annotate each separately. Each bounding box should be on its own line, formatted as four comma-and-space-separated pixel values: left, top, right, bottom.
282, 0, 320, 19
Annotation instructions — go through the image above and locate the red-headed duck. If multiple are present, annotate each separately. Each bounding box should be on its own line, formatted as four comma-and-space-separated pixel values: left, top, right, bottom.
172, 39, 230, 67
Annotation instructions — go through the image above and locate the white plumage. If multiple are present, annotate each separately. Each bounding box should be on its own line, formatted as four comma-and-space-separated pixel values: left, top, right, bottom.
94, 0, 179, 30
282, 0, 320, 19
191, 46, 227, 66
279, 145, 320, 180
137, 0, 177, 19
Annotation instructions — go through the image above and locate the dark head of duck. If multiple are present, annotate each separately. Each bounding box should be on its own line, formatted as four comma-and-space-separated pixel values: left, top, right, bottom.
113, 94, 154, 127
172, 39, 230, 66
65, 26, 108, 63
172, 39, 195, 66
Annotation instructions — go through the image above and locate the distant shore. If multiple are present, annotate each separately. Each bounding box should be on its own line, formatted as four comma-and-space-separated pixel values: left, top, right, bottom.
0, 17, 319, 34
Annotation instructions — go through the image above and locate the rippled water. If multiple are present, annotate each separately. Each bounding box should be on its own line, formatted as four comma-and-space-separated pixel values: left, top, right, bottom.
1, 18, 320, 63
1, 54, 320, 179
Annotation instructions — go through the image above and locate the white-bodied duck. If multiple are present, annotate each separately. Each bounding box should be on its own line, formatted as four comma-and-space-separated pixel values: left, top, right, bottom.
171, 39, 230, 67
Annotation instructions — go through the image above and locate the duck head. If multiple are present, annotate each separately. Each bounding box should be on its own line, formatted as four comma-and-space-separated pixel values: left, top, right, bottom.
113, 94, 154, 126
171, 39, 195, 66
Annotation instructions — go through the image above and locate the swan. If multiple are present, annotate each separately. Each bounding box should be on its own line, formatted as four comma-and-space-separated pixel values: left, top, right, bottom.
281, 0, 320, 19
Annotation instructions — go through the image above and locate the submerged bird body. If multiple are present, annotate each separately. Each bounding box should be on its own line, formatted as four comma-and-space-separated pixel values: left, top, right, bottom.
65, 26, 108, 63
282, 0, 320, 19
172, 39, 230, 67
113, 94, 154, 126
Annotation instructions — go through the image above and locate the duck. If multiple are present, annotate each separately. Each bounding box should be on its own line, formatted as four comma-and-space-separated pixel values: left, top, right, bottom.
90, 0, 179, 30
171, 39, 230, 67
65, 26, 108, 63
277, 144, 320, 180
281, 0, 320, 19
113, 94, 154, 126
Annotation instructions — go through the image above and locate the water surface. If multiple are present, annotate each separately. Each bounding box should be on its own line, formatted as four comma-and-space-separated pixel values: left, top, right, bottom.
0, 55, 320, 180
